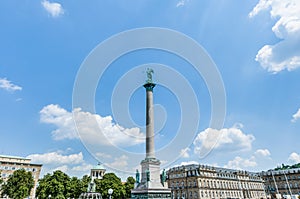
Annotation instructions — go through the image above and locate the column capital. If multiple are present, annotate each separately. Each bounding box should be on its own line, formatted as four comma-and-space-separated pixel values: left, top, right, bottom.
143, 83, 156, 91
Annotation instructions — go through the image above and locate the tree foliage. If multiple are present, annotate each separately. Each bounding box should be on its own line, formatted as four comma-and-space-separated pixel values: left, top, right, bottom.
274, 163, 300, 171
35, 169, 135, 199
36, 171, 92, 199
36, 170, 70, 199
124, 176, 135, 198
0, 171, 3, 185
1, 169, 34, 199
80, 174, 91, 193
95, 173, 125, 199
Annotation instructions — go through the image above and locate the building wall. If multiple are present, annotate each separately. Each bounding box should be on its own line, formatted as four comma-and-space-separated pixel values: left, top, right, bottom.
167, 164, 266, 199
260, 168, 300, 198
0, 155, 42, 199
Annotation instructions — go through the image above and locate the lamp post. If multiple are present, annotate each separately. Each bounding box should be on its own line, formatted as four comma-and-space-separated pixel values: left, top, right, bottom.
108, 188, 113, 199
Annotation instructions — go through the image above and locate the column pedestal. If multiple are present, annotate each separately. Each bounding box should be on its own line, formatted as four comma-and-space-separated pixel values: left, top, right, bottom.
131, 158, 171, 198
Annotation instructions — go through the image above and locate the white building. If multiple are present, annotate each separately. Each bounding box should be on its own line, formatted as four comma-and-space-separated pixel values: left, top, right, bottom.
167, 164, 266, 199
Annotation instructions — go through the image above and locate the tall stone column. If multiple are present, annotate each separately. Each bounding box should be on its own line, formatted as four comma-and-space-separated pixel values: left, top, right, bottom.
143, 82, 156, 159
131, 69, 171, 198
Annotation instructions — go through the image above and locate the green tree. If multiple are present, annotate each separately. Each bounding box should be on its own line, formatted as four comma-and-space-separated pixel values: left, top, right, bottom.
0, 171, 3, 185
36, 170, 70, 199
1, 169, 34, 199
66, 176, 82, 198
36, 171, 93, 199
96, 173, 125, 199
80, 174, 91, 193
124, 176, 135, 198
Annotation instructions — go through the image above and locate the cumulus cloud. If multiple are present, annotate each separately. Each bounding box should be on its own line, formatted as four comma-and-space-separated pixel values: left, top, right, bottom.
180, 147, 191, 158
224, 148, 272, 170
193, 125, 255, 156
40, 104, 76, 140
45, 163, 94, 177
0, 78, 22, 92
40, 104, 145, 147
171, 161, 199, 168
27, 151, 95, 177
95, 152, 112, 159
291, 108, 300, 122
288, 152, 300, 164
71, 163, 93, 172
255, 149, 271, 157
27, 151, 83, 165
176, 0, 189, 7
225, 156, 257, 170
107, 155, 129, 170
249, 0, 300, 73
41, 0, 64, 17
53, 165, 68, 173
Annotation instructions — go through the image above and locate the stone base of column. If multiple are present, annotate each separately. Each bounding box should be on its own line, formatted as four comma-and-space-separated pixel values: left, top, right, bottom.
131, 158, 171, 199
131, 188, 171, 199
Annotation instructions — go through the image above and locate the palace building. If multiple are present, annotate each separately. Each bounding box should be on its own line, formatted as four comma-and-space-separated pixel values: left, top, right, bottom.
0, 155, 42, 198
260, 168, 300, 198
167, 164, 266, 199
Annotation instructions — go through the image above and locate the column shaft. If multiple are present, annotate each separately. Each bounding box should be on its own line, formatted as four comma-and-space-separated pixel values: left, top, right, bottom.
146, 89, 155, 159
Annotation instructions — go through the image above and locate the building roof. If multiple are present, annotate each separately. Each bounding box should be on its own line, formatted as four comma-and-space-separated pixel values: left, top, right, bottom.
0, 154, 31, 160
91, 163, 106, 170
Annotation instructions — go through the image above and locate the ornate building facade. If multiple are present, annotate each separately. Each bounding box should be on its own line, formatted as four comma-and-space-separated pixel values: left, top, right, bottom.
0, 155, 42, 198
167, 164, 266, 199
260, 168, 300, 198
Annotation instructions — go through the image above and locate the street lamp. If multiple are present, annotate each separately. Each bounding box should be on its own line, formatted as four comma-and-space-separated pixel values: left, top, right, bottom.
108, 188, 113, 199
48, 194, 51, 199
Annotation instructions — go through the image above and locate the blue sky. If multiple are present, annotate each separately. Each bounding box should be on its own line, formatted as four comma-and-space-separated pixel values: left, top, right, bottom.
1, 0, 300, 179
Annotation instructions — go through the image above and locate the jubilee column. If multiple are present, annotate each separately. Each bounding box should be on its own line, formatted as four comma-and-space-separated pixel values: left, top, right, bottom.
143, 68, 156, 159
131, 68, 171, 199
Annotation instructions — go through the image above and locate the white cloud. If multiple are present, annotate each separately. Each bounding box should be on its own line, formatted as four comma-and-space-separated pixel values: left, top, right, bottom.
291, 108, 300, 122
255, 149, 271, 157
27, 151, 95, 177
40, 104, 145, 147
40, 104, 76, 140
180, 147, 190, 158
107, 155, 128, 170
0, 78, 22, 92
249, 0, 300, 73
179, 161, 199, 166
53, 165, 68, 173
172, 161, 199, 168
95, 152, 112, 159
193, 125, 255, 156
71, 163, 93, 172
27, 151, 83, 165
176, 0, 189, 7
41, 0, 64, 18
288, 152, 300, 164
225, 156, 257, 170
